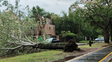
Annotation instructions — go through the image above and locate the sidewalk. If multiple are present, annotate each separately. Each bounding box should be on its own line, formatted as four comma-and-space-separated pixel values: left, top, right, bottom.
66, 46, 112, 62
77, 43, 88, 46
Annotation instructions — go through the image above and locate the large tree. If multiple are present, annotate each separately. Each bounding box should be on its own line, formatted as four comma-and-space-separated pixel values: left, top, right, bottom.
85, 0, 112, 43
31, 6, 47, 38
31, 6, 46, 23
69, 2, 100, 40
52, 12, 79, 35
72, 0, 112, 43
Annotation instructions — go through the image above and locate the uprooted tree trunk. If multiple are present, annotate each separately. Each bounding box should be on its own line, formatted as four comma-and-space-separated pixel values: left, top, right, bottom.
0, 39, 81, 56
64, 39, 80, 52
110, 21, 112, 41
37, 43, 65, 49
0, 42, 66, 56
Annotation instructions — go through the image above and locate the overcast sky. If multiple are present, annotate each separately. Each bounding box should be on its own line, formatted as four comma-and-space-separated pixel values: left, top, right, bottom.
6, 0, 79, 15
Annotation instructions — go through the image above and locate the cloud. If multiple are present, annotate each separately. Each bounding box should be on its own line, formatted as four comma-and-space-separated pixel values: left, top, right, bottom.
5, 0, 78, 15
57, 0, 77, 2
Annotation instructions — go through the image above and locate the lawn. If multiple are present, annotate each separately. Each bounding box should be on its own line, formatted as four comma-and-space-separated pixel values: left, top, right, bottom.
0, 42, 110, 62
77, 40, 96, 43
0, 50, 67, 62
79, 42, 109, 48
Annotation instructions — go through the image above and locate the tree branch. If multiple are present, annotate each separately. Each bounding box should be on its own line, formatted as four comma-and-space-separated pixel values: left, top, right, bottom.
87, 6, 108, 28
89, 15, 104, 29
24, 35, 34, 44
87, 6, 105, 18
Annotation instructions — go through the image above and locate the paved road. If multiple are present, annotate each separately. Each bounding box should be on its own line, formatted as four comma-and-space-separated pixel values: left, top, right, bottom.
66, 46, 112, 62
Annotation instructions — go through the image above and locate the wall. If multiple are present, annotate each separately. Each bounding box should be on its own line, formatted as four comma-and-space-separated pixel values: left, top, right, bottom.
41, 24, 55, 36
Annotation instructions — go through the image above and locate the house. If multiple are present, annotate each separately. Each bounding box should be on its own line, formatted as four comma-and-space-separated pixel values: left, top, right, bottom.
41, 18, 55, 36
41, 24, 55, 36
35, 18, 56, 40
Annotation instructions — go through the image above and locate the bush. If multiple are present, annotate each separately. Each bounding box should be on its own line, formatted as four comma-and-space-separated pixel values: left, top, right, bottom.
78, 36, 84, 41
66, 32, 76, 37
66, 32, 78, 41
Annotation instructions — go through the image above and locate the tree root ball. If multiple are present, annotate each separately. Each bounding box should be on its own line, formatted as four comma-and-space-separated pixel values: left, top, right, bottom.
64, 39, 80, 52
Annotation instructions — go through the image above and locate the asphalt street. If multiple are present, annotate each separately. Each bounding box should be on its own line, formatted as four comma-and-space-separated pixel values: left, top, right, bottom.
66, 46, 112, 62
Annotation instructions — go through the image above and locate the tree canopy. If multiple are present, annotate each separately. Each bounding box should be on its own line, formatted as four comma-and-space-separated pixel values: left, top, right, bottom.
71, 0, 112, 43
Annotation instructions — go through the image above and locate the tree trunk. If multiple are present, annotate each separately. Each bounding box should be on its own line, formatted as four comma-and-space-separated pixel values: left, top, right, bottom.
103, 28, 109, 43
110, 22, 112, 41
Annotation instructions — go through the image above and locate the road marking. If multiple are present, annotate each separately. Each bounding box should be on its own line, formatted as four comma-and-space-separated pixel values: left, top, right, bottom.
66, 46, 109, 62
99, 52, 112, 62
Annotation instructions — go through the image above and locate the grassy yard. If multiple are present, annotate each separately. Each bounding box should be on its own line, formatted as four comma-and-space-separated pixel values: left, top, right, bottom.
79, 42, 109, 48
0, 42, 110, 62
77, 40, 96, 43
0, 50, 67, 62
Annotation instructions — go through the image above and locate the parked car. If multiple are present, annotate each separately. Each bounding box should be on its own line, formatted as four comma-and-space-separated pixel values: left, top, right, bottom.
44, 38, 60, 43
95, 37, 104, 42
52, 38, 60, 43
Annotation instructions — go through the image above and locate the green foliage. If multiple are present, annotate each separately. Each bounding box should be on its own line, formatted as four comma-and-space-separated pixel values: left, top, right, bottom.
0, 11, 20, 47
2, 0, 8, 6
98, 35, 103, 37
0, 0, 38, 48
52, 12, 79, 35
52, 1, 104, 39
66, 32, 76, 36
69, 0, 112, 41
77, 40, 89, 43
60, 31, 76, 37
78, 36, 84, 41
31, 5, 46, 22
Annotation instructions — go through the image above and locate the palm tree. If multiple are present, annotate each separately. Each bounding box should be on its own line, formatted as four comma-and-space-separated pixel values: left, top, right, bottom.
31, 5, 45, 23
31, 5, 46, 39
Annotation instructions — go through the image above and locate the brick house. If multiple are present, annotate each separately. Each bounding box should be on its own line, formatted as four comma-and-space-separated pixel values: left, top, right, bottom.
41, 24, 55, 36
36, 18, 56, 40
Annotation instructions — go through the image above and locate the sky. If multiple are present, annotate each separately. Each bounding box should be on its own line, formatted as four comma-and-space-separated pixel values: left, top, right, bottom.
5, 0, 80, 15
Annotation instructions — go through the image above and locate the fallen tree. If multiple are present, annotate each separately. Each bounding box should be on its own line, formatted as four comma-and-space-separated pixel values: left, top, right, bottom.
0, 39, 81, 57
0, 41, 38, 56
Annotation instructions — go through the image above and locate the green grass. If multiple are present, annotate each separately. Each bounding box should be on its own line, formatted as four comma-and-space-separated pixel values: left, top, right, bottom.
77, 40, 89, 43
0, 50, 66, 62
77, 40, 96, 43
79, 42, 108, 49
